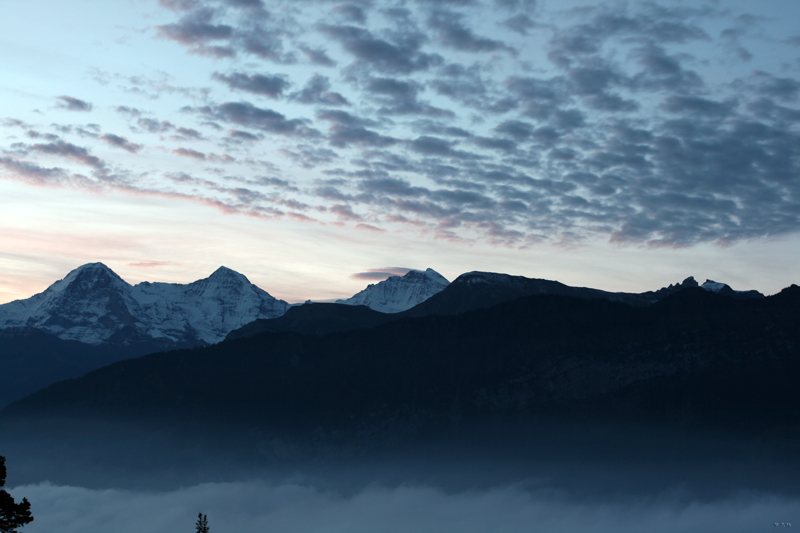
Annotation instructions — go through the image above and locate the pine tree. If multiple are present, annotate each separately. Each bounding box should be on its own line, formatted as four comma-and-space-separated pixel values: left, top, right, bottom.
0, 456, 33, 533
195, 513, 209, 533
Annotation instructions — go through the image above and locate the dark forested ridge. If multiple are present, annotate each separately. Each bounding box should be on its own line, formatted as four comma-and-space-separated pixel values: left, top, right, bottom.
4, 286, 799, 453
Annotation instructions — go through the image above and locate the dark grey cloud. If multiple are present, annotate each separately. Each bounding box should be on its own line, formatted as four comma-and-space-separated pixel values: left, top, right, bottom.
318, 24, 443, 73
173, 147, 206, 159
427, 10, 514, 54
289, 74, 349, 106
239, 27, 296, 64
157, 8, 234, 46
316, 109, 377, 128
202, 102, 318, 137
334, 4, 367, 24
28, 140, 105, 169
24, 130, 59, 141
226, 129, 262, 142
494, 0, 537, 10
364, 77, 454, 117
661, 96, 735, 118
56, 96, 93, 112
212, 71, 290, 98
100, 134, 143, 153
173, 127, 204, 140
137, 118, 175, 133
317, 110, 396, 148
631, 44, 703, 92
502, 13, 536, 35
548, 3, 711, 67
158, 0, 197, 11
299, 46, 337, 67
280, 145, 339, 168
494, 120, 532, 141
472, 136, 517, 153
350, 266, 417, 280
115, 106, 142, 117
0, 156, 69, 185
358, 177, 428, 197
750, 71, 800, 102
413, 120, 473, 138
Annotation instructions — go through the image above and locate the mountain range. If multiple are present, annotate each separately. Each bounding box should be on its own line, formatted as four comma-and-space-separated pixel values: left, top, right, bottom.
1, 280, 797, 490
0, 263, 770, 408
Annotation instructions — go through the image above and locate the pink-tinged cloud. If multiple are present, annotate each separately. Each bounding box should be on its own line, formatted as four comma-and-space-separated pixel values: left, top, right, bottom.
0, 157, 69, 186
101, 134, 142, 153
29, 141, 105, 169
330, 203, 361, 220
173, 147, 206, 159
286, 212, 320, 223
56, 95, 92, 112
356, 223, 385, 232
350, 267, 416, 281
207, 153, 234, 163
127, 261, 180, 268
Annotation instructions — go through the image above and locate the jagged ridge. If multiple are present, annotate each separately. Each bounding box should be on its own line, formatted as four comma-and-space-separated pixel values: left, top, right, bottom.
336, 268, 449, 313
0, 263, 289, 346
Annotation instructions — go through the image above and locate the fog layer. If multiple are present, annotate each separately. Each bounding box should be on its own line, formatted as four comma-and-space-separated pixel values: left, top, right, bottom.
9, 480, 797, 533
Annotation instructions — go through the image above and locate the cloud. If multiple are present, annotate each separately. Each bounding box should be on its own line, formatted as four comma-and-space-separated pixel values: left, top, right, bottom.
318, 24, 443, 74
10, 480, 800, 533
289, 74, 349, 106
100, 134, 143, 154
157, 9, 234, 46
351, 267, 416, 280
200, 102, 318, 137
427, 10, 514, 54
137, 118, 174, 133
212, 71, 290, 98
28, 141, 105, 170
173, 127, 204, 140
502, 13, 536, 35
334, 4, 368, 24
173, 147, 206, 159
299, 46, 337, 67
55, 96, 92, 112
0, 157, 69, 186
126, 261, 180, 268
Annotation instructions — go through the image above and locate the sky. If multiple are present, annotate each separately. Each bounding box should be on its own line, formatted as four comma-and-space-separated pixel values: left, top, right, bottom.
1, 0, 799, 304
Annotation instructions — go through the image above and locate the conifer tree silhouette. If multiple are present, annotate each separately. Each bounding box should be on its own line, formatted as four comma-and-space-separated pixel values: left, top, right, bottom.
0, 456, 33, 533
195, 513, 209, 533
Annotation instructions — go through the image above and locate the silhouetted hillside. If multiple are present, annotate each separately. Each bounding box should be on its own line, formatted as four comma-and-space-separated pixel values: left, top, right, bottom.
5, 287, 798, 456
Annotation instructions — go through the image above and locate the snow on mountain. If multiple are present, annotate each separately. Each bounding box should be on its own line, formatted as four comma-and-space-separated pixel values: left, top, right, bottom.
700, 280, 729, 293
336, 268, 449, 313
699, 279, 765, 299
0, 263, 289, 345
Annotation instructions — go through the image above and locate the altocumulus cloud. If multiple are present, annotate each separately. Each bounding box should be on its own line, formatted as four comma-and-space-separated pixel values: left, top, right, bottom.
10, 481, 800, 533
3, 0, 800, 249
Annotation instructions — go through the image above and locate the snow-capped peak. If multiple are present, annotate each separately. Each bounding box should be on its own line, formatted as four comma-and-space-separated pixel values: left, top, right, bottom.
0, 263, 289, 346
337, 268, 450, 313
701, 279, 729, 293
208, 265, 249, 282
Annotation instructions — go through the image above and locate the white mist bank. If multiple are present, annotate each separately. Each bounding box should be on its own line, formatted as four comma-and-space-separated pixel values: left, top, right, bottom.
9, 480, 798, 533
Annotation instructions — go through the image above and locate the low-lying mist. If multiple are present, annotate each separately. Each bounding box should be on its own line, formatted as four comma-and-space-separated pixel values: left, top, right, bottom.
9, 478, 798, 533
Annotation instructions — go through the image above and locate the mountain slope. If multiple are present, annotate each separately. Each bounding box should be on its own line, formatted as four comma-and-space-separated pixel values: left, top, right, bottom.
336, 268, 449, 313
7, 286, 798, 455
0, 263, 289, 346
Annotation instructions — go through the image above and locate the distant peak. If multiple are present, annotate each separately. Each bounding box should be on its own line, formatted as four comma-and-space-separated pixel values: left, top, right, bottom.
65, 262, 122, 281
209, 266, 249, 282
701, 279, 730, 293
422, 268, 449, 285
75, 262, 113, 272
